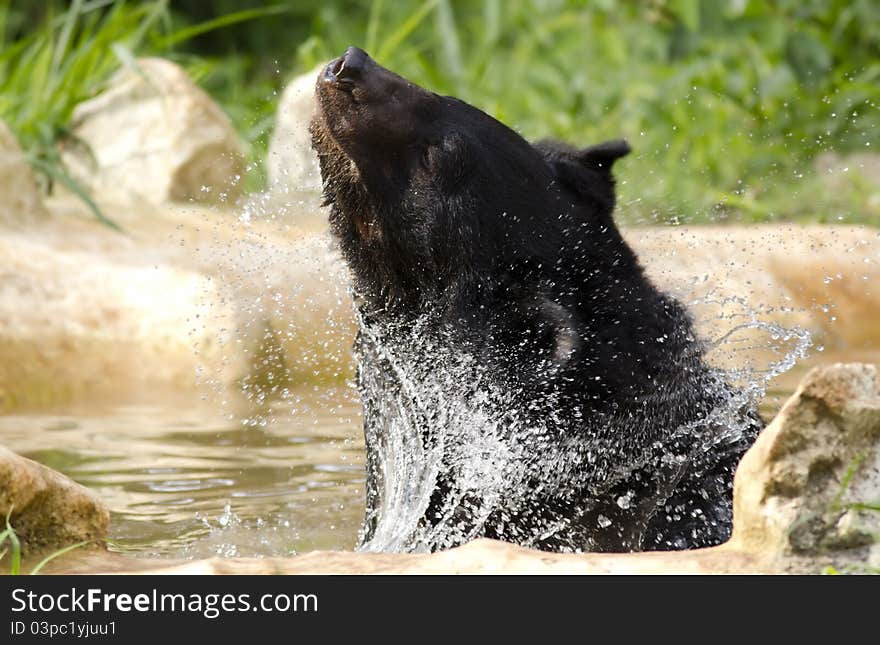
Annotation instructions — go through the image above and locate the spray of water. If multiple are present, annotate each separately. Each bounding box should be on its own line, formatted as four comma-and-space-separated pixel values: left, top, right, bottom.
187, 189, 812, 555
353, 292, 811, 554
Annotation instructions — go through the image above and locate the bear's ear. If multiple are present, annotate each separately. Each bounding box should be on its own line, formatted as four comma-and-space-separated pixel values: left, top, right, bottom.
534, 138, 630, 217
533, 138, 631, 172
577, 139, 631, 171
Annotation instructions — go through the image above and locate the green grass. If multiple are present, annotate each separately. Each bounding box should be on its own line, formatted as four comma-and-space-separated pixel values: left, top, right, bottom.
0, 0, 173, 227
0, 509, 91, 575
0, 0, 288, 219
294, 0, 880, 225
1, 0, 878, 225
0, 509, 21, 574
819, 454, 880, 574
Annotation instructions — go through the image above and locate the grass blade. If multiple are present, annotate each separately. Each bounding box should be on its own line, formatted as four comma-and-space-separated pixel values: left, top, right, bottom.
51, 0, 84, 78
156, 5, 291, 49
435, 0, 462, 82
377, 0, 440, 62
2, 510, 21, 576
848, 502, 880, 513
128, 0, 170, 51
30, 540, 92, 575
365, 0, 385, 54
832, 454, 865, 511
27, 154, 125, 233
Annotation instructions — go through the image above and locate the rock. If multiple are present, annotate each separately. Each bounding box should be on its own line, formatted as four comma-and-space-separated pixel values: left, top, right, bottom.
0, 444, 109, 554
813, 152, 880, 221
0, 206, 877, 412
0, 120, 47, 226
47, 537, 765, 575
0, 211, 244, 410
731, 363, 880, 572
267, 66, 323, 209
815, 152, 880, 188
0, 196, 354, 411
27, 364, 880, 574
628, 225, 880, 370
61, 58, 245, 206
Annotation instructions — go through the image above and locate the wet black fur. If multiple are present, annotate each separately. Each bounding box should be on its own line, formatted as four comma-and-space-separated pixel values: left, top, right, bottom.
310, 49, 761, 552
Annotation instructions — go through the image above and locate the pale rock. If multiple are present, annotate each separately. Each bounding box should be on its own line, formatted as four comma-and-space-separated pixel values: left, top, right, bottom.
267, 66, 324, 209
732, 363, 880, 571
0, 120, 47, 226
0, 197, 352, 411
61, 57, 245, 206
814, 152, 880, 218
0, 444, 109, 554
49, 537, 764, 575
628, 225, 880, 370
815, 151, 880, 188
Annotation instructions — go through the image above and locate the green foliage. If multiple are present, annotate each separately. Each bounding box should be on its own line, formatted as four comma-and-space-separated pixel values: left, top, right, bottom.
0, 0, 173, 227
0, 509, 91, 575
0, 509, 22, 575
294, 0, 880, 224
0, 0, 287, 217
1, 0, 878, 223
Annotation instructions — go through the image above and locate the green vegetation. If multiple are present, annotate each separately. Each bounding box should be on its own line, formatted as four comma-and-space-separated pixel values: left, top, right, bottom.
0, 0, 287, 215
0, 0, 170, 225
1, 0, 878, 224
0, 509, 21, 574
0, 509, 90, 575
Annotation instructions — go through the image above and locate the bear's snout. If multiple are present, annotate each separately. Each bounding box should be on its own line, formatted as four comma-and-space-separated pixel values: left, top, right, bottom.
323, 46, 370, 88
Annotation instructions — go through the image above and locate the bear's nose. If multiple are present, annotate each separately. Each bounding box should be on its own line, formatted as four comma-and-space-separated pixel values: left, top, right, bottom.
325, 46, 369, 85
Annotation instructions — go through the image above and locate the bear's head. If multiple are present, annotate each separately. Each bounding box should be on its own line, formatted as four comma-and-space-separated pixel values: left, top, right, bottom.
310, 47, 632, 315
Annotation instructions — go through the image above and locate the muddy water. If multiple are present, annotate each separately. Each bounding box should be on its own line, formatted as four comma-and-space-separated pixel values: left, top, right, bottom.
1, 351, 876, 560
0, 387, 366, 558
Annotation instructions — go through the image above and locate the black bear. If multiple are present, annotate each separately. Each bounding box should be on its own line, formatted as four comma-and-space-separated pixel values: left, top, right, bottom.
310, 47, 762, 553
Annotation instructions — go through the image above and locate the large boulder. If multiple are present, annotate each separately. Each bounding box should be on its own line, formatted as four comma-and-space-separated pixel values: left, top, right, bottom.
61, 58, 245, 206
629, 226, 880, 370
51, 536, 761, 575
267, 66, 323, 209
0, 120, 47, 226
0, 211, 876, 413
0, 445, 109, 554
731, 363, 880, 572
0, 219, 242, 410
0, 198, 353, 411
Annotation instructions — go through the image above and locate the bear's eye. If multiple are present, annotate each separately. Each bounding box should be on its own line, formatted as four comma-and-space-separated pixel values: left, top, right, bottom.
419, 144, 438, 171
418, 135, 469, 186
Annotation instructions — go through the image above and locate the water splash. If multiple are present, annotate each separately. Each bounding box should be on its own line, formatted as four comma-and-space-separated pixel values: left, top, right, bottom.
185, 192, 813, 555
354, 295, 811, 554
179, 503, 299, 559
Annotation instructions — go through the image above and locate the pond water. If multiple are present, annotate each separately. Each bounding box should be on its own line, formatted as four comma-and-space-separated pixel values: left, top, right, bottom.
0, 386, 365, 559
1, 350, 874, 561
